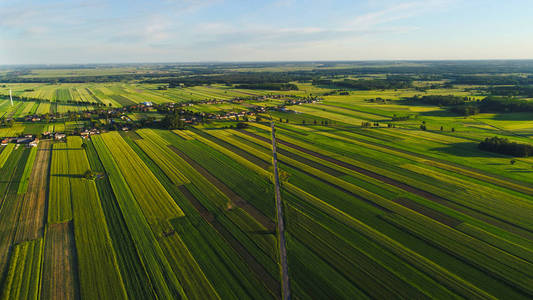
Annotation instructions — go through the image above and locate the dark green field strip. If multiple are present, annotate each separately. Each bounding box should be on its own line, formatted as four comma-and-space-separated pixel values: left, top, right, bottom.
0, 148, 30, 284
109, 94, 136, 106
121, 134, 272, 299
457, 223, 533, 264
283, 184, 498, 299
85, 140, 156, 299
157, 149, 280, 294
92, 136, 189, 299
178, 184, 277, 298
50, 102, 58, 113
41, 222, 79, 300
383, 213, 533, 297
155, 222, 221, 300
168, 144, 275, 231
286, 234, 370, 300
162, 130, 275, 223
284, 191, 469, 299
55, 88, 71, 101
190, 129, 272, 169
85, 88, 103, 104
287, 205, 450, 299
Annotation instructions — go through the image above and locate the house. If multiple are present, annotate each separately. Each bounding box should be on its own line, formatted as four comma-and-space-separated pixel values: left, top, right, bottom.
141, 101, 153, 107
16, 137, 32, 144
29, 138, 39, 147
54, 133, 66, 140
1, 138, 8, 146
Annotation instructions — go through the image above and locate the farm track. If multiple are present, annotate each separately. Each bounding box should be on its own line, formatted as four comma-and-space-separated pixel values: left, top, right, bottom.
240, 130, 533, 239
14, 140, 52, 243
41, 222, 79, 300
177, 185, 281, 298
169, 145, 275, 231
270, 123, 291, 300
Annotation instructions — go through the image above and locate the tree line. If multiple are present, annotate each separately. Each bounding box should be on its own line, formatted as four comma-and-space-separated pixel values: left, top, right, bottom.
479, 136, 533, 157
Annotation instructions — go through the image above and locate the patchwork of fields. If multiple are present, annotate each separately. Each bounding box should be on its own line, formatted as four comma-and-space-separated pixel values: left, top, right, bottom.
0, 83, 278, 110
1, 106, 532, 299
1, 71, 533, 298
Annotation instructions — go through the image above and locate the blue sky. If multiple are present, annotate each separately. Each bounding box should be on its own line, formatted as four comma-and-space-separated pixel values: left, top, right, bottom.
1, 0, 532, 64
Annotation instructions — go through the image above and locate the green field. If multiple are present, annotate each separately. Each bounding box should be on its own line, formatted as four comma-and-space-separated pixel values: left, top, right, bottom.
1, 65, 533, 299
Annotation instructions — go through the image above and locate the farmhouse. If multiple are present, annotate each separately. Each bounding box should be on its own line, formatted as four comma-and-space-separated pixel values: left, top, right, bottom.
54, 133, 66, 140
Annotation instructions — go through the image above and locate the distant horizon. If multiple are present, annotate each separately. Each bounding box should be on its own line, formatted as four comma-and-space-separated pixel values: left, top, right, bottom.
2, 58, 533, 68
2, 0, 533, 64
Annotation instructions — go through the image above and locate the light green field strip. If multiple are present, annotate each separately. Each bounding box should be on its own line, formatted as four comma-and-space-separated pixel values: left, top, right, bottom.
100, 132, 184, 223
0, 144, 15, 168
48, 142, 72, 223
92, 135, 193, 299
1, 239, 44, 300
288, 105, 367, 125
135, 130, 190, 186
17, 146, 37, 194
66, 136, 128, 300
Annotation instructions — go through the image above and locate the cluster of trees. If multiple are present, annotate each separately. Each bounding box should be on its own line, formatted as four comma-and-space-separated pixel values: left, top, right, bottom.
0, 118, 14, 127
451, 75, 533, 85
144, 72, 310, 87
479, 136, 533, 157
479, 96, 533, 113
234, 83, 298, 91
313, 77, 412, 90
408, 95, 468, 106
450, 105, 480, 116
489, 85, 533, 97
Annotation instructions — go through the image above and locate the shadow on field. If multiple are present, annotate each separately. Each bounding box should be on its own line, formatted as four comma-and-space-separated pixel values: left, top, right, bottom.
50, 174, 86, 178
490, 112, 533, 121
418, 110, 457, 117
509, 169, 533, 173
429, 142, 501, 157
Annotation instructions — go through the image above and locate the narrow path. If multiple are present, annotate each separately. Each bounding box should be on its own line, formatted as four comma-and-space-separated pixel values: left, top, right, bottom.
270, 122, 291, 300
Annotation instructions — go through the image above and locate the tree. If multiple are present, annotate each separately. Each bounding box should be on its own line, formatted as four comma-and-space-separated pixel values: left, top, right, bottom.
420, 124, 427, 131
451, 128, 455, 132
440, 126, 443, 131
511, 159, 516, 165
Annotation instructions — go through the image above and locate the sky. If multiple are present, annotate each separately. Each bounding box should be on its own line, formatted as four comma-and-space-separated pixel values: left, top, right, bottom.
1, 0, 532, 64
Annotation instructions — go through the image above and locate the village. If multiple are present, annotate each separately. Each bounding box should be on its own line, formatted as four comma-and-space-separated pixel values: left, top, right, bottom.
0, 94, 323, 147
